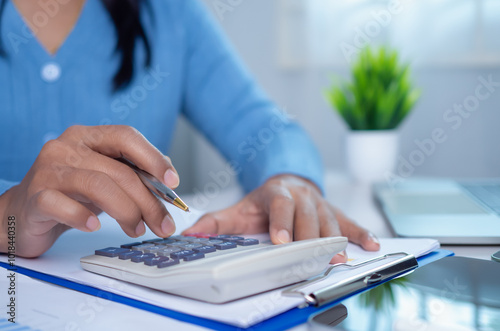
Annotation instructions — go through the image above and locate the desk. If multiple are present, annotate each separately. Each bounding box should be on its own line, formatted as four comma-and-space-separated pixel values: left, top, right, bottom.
9, 171, 498, 330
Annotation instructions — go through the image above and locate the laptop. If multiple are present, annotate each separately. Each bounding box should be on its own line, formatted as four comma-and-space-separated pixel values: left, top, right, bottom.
373, 178, 500, 244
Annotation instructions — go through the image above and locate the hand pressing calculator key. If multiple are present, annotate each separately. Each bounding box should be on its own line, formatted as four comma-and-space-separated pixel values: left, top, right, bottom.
80, 234, 347, 303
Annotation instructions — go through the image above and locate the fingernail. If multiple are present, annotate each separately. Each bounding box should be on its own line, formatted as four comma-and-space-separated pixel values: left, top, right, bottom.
86, 216, 101, 232
135, 220, 146, 236
161, 214, 175, 236
164, 169, 179, 188
369, 233, 380, 245
276, 229, 291, 244
337, 250, 348, 261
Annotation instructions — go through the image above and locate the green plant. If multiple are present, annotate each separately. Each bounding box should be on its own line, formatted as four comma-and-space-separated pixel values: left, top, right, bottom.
325, 46, 420, 130
358, 277, 409, 312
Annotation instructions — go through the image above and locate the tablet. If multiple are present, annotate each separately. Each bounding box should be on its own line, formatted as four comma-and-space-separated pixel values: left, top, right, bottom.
309, 256, 500, 331
373, 179, 500, 244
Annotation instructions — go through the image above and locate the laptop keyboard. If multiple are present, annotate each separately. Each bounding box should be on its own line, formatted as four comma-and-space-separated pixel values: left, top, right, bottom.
461, 184, 500, 214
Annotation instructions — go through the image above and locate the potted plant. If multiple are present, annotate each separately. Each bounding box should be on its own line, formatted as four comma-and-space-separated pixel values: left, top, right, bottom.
325, 46, 420, 182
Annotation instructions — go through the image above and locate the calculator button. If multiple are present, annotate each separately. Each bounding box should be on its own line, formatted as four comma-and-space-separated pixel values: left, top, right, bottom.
236, 238, 259, 246
118, 251, 143, 260
183, 253, 205, 261
178, 237, 195, 242
166, 242, 188, 247
214, 242, 237, 250
120, 242, 142, 249
193, 238, 210, 242
144, 256, 169, 266
154, 239, 177, 245
182, 237, 209, 243
222, 236, 244, 242
131, 244, 155, 251
157, 247, 181, 256
170, 250, 195, 259
131, 253, 155, 263
209, 235, 231, 240
143, 246, 163, 254
206, 239, 224, 245
181, 243, 203, 250
167, 235, 186, 240
157, 258, 180, 268
193, 245, 216, 254
142, 238, 164, 244
95, 247, 130, 257
177, 240, 193, 245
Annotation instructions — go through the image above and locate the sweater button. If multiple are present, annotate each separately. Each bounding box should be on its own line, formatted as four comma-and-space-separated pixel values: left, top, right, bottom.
41, 62, 61, 82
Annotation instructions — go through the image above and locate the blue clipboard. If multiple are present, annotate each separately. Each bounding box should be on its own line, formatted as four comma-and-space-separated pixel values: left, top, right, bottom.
0, 248, 453, 330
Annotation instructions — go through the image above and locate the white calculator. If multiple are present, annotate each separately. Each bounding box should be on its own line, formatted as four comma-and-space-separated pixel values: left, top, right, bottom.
80, 234, 347, 303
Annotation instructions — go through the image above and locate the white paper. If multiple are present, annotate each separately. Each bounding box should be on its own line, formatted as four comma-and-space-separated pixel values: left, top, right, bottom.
0, 269, 207, 331
0, 206, 439, 328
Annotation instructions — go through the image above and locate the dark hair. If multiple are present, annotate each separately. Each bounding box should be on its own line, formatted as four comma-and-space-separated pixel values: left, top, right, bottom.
0, 0, 151, 91
0, 0, 6, 57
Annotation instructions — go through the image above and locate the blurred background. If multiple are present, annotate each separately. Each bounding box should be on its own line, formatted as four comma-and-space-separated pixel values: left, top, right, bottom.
171, 0, 500, 194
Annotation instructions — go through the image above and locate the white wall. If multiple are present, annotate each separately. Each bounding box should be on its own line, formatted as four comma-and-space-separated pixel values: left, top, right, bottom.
171, 0, 500, 194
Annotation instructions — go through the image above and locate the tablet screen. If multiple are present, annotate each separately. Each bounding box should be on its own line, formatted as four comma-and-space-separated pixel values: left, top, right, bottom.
311, 256, 500, 331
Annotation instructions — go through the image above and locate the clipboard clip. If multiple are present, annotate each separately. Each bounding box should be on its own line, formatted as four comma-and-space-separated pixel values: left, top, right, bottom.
282, 252, 418, 307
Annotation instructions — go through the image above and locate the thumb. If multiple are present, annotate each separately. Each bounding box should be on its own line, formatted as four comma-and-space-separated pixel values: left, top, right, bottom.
182, 213, 219, 235
182, 207, 243, 235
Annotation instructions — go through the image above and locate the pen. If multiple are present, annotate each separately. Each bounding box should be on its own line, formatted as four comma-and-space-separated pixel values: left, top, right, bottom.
117, 158, 190, 212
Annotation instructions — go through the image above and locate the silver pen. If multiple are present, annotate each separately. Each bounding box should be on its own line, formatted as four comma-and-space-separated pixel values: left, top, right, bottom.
117, 158, 190, 212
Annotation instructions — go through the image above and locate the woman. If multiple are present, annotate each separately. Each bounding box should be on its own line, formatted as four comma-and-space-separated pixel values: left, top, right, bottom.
0, 0, 379, 259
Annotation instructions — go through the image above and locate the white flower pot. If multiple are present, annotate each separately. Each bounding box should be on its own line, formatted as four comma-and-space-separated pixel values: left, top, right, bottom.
345, 130, 398, 183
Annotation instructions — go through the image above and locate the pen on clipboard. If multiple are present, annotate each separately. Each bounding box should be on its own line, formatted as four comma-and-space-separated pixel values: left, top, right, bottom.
117, 158, 190, 212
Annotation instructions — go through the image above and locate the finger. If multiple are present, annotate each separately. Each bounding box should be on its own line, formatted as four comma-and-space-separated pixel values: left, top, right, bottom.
330, 250, 348, 264
28, 189, 101, 233
182, 213, 219, 235
264, 186, 295, 245
333, 207, 380, 251
61, 125, 180, 188
292, 197, 319, 241
317, 203, 347, 263
317, 202, 342, 238
55, 168, 144, 237
77, 152, 174, 238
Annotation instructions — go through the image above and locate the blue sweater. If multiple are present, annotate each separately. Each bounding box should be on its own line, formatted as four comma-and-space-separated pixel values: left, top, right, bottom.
0, 0, 323, 195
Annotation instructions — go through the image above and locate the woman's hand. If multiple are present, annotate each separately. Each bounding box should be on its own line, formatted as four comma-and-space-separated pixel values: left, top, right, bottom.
183, 174, 380, 263
0, 125, 179, 257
